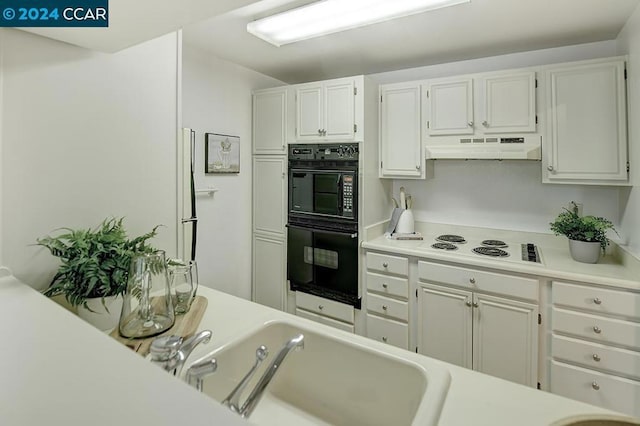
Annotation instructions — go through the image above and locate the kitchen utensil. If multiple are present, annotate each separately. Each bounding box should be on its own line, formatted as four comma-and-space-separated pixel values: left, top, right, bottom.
119, 250, 175, 338
392, 197, 399, 208
400, 187, 406, 209
407, 195, 413, 209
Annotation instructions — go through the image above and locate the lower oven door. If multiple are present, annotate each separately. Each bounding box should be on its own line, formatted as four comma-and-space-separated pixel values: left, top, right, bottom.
287, 223, 359, 307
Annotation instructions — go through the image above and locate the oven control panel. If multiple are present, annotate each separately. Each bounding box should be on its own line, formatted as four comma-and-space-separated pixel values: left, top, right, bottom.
343, 174, 354, 216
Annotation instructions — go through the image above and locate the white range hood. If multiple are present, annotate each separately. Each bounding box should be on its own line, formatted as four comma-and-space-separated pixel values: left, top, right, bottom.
425, 136, 541, 160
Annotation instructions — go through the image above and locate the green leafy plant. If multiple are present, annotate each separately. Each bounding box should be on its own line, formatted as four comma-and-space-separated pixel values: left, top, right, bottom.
37, 217, 161, 309
550, 202, 616, 250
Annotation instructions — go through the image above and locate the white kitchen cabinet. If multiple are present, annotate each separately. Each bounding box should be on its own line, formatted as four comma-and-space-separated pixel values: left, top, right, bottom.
543, 58, 628, 184
481, 71, 536, 133
417, 261, 539, 387
365, 252, 410, 350
296, 77, 358, 141
252, 233, 286, 310
550, 280, 640, 417
379, 82, 424, 178
252, 156, 286, 235
425, 78, 474, 136
253, 88, 288, 154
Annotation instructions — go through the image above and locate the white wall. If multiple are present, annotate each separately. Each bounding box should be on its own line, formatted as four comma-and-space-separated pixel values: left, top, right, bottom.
181, 42, 283, 299
617, 4, 640, 258
1, 29, 180, 290
370, 41, 623, 235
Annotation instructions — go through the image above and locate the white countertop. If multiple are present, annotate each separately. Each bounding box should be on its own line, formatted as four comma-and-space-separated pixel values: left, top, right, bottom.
0, 270, 623, 426
362, 222, 640, 290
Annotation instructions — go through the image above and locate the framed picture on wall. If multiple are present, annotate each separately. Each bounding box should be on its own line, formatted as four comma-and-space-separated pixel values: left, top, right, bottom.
205, 133, 240, 174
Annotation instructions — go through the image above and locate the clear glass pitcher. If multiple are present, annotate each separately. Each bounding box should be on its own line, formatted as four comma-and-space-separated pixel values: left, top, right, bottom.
119, 250, 175, 338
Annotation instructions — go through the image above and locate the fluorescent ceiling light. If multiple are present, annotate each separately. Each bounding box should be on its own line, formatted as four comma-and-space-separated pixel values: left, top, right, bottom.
247, 0, 471, 47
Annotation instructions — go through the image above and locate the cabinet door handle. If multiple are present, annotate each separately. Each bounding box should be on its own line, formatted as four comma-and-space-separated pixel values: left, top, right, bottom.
482, 120, 489, 127
468, 121, 474, 127
593, 326, 602, 334
382, 336, 388, 342
593, 298, 602, 305
318, 129, 322, 136
382, 262, 389, 268
591, 381, 600, 391
466, 301, 472, 307
547, 165, 554, 172
416, 164, 421, 170
469, 278, 476, 284
382, 305, 388, 310
382, 283, 388, 289
592, 354, 601, 362
473, 302, 479, 308
318, 305, 324, 310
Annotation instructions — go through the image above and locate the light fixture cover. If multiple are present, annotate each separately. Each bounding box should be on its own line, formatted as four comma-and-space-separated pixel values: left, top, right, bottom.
247, 0, 470, 46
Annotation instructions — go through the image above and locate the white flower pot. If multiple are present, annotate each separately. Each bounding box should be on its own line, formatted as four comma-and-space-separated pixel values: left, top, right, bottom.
77, 295, 123, 332
568, 239, 602, 264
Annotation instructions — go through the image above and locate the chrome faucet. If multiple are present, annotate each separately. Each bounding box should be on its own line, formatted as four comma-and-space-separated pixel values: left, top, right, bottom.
149, 330, 212, 377
222, 345, 269, 411
185, 355, 218, 392
224, 334, 304, 419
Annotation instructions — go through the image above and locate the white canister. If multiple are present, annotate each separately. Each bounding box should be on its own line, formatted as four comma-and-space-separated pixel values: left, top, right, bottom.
395, 209, 415, 234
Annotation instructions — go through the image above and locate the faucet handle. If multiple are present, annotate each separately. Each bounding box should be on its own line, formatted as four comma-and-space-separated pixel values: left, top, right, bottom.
150, 335, 183, 361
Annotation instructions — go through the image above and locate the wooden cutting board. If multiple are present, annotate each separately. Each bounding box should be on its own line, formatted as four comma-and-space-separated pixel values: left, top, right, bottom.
109, 296, 208, 357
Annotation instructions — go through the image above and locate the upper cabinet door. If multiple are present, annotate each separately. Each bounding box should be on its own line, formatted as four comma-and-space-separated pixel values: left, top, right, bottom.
253, 88, 288, 154
379, 83, 423, 178
296, 84, 324, 140
427, 78, 474, 135
324, 80, 355, 139
544, 59, 628, 184
482, 71, 536, 133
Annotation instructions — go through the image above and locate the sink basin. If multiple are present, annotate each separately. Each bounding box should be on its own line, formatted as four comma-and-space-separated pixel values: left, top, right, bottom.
551, 415, 640, 426
198, 320, 450, 426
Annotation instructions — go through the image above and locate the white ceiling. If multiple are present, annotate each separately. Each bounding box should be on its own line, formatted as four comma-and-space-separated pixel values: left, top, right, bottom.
183, 0, 640, 83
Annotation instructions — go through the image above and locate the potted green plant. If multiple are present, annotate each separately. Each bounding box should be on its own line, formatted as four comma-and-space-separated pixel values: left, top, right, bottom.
550, 202, 616, 264
37, 217, 160, 330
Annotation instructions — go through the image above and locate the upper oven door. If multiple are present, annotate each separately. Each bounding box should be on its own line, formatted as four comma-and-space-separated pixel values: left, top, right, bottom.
290, 169, 354, 219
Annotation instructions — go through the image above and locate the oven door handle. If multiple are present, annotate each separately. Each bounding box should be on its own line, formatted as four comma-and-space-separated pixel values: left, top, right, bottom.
286, 223, 358, 239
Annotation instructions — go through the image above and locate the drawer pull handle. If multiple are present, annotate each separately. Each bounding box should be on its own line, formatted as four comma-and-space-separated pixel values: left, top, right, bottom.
382, 262, 389, 268
466, 301, 472, 307
469, 278, 476, 284
591, 381, 600, 391
382, 305, 388, 310
382, 336, 388, 342
593, 298, 602, 305
592, 354, 601, 362
318, 305, 324, 310
593, 326, 602, 334
382, 283, 388, 289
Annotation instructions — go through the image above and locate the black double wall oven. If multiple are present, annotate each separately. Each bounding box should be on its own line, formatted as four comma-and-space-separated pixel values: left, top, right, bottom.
287, 143, 361, 308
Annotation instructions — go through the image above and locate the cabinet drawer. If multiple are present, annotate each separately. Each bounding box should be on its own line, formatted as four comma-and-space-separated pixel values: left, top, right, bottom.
295, 308, 355, 333
367, 293, 408, 322
418, 261, 538, 301
366, 314, 409, 350
553, 307, 640, 351
296, 292, 354, 324
553, 281, 640, 320
366, 252, 408, 277
551, 361, 640, 418
552, 335, 640, 380
366, 272, 409, 299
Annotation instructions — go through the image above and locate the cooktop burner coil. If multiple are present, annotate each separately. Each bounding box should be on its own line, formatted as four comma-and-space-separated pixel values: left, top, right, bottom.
472, 247, 509, 257
431, 242, 458, 251
436, 234, 466, 244
481, 239, 508, 248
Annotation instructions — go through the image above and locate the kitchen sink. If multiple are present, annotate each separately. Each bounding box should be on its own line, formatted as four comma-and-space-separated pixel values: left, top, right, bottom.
198, 320, 450, 426
551, 415, 640, 426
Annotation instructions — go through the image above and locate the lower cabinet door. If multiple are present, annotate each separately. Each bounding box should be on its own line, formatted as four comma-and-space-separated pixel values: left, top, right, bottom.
252, 233, 285, 310
295, 308, 355, 333
551, 361, 640, 418
417, 284, 473, 369
366, 313, 409, 349
473, 294, 538, 387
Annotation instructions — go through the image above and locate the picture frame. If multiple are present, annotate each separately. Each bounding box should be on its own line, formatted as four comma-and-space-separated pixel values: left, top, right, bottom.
205, 133, 240, 174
